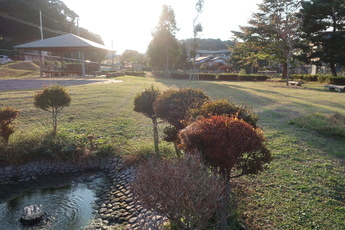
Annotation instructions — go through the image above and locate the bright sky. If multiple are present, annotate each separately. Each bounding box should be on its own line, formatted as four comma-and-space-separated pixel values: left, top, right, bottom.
62, 0, 262, 54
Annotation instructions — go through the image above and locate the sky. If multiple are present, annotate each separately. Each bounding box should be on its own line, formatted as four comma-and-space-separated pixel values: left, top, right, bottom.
62, 0, 262, 54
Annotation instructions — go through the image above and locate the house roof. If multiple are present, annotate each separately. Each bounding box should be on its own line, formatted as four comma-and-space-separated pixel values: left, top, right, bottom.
195, 56, 212, 62
14, 33, 112, 52
197, 49, 230, 54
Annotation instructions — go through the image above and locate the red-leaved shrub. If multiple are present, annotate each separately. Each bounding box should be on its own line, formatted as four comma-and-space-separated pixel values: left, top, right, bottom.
179, 116, 272, 178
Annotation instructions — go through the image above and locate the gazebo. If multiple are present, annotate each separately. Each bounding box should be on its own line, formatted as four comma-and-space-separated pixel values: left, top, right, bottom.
14, 33, 113, 77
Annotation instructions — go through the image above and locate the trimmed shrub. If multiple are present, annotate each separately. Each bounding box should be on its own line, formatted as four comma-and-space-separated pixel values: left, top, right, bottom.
171, 73, 189, 79
256, 75, 270, 81
154, 87, 210, 130
290, 74, 304, 80
303, 75, 318, 81
33, 85, 71, 134
188, 98, 258, 127
179, 116, 272, 177
218, 74, 239, 81
291, 74, 323, 82
317, 75, 331, 83
238, 75, 256, 81
154, 87, 210, 156
199, 74, 216, 80
124, 71, 146, 77
132, 155, 227, 229
0, 107, 18, 144
329, 77, 345, 85
133, 85, 161, 154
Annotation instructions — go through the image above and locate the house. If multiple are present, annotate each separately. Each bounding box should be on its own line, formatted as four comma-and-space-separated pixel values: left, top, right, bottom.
193, 50, 230, 67
196, 49, 231, 59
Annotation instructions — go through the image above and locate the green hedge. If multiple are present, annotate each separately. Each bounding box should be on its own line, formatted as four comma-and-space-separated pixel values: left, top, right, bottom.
124, 71, 146, 77
199, 74, 216, 80
291, 74, 319, 81
218, 74, 238, 81
329, 77, 345, 85
171, 73, 189, 79
317, 75, 331, 83
239, 75, 256, 81
170, 73, 269, 81
290, 74, 337, 83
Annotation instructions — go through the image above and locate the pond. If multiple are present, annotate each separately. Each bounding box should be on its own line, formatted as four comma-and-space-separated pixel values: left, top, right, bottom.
0, 172, 107, 229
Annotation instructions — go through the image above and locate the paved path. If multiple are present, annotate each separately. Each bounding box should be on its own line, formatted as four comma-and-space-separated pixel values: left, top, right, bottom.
0, 78, 123, 91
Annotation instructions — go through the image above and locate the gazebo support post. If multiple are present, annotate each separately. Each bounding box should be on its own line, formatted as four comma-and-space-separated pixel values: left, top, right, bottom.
97, 51, 101, 74
39, 50, 43, 77
81, 50, 86, 76
60, 51, 64, 73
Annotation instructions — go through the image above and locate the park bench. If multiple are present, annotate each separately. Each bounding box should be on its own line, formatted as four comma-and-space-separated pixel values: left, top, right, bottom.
324, 85, 345, 92
288, 80, 304, 86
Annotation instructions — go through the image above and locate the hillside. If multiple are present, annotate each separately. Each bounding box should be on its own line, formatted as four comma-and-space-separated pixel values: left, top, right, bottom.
0, 61, 39, 78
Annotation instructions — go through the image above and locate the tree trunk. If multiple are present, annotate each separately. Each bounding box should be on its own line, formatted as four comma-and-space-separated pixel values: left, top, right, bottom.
330, 62, 337, 77
173, 141, 181, 158
286, 55, 291, 86
165, 49, 171, 78
152, 117, 159, 155
282, 62, 287, 80
218, 175, 231, 229
52, 108, 57, 135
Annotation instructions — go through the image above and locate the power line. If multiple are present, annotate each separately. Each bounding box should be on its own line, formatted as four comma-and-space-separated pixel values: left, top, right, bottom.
41, 12, 75, 25
0, 12, 69, 36
0, 12, 39, 28
0, 12, 102, 43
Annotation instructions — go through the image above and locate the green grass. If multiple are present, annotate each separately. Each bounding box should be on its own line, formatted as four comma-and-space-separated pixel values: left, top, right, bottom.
0, 76, 344, 229
291, 112, 345, 139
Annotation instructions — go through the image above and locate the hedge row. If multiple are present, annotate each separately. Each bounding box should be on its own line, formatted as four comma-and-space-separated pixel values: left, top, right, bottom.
171, 73, 269, 81
124, 71, 146, 77
329, 77, 345, 85
291, 74, 345, 85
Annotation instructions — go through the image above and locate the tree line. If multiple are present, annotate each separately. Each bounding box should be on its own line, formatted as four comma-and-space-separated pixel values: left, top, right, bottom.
0, 0, 104, 61
146, 0, 345, 79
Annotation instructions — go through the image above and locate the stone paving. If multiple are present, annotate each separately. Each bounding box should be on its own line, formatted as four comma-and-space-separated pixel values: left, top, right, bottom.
90, 160, 166, 230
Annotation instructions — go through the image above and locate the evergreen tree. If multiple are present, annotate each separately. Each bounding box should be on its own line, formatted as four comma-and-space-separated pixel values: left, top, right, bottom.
233, 0, 302, 84
300, 0, 345, 76
147, 5, 180, 77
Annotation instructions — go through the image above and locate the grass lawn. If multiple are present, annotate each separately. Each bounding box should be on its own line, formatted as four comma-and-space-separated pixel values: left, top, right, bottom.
1, 76, 344, 229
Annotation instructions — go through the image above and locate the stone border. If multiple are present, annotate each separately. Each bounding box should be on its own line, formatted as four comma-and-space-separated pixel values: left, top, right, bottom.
0, 158, 116, 185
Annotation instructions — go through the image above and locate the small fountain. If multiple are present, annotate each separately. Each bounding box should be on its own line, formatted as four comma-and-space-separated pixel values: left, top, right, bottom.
19, 204, 47, 226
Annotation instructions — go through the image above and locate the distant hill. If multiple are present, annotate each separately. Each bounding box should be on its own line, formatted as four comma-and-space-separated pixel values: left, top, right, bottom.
182, 38, 235, 51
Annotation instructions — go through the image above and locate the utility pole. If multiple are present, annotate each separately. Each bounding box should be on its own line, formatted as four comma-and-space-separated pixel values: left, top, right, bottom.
39, 11, 43, 40
111, 40, 114, 70
39, 11, 44, 73
77, 17, 80, 36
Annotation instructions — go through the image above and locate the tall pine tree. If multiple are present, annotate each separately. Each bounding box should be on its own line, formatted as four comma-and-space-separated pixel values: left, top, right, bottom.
300, 0, 345, 76
233, 0, 302, 84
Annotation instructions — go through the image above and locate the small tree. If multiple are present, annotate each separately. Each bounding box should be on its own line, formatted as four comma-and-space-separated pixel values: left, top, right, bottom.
154, 87, 210, 156
0, 107, 18, 144
132, 155, 227, 229
34, 85, 71, 134
179, 116, 272, 228
133, 85, 161, 154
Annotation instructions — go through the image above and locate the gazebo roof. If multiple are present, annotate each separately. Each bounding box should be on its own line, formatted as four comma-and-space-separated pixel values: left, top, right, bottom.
14, 33, 112, 52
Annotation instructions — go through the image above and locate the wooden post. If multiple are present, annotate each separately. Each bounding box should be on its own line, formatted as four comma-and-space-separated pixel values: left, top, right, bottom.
39, 51, 43, 77
81, 50, 86, 76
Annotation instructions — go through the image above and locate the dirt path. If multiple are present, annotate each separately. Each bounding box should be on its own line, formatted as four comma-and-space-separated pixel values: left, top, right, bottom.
0, 78, 123, 91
